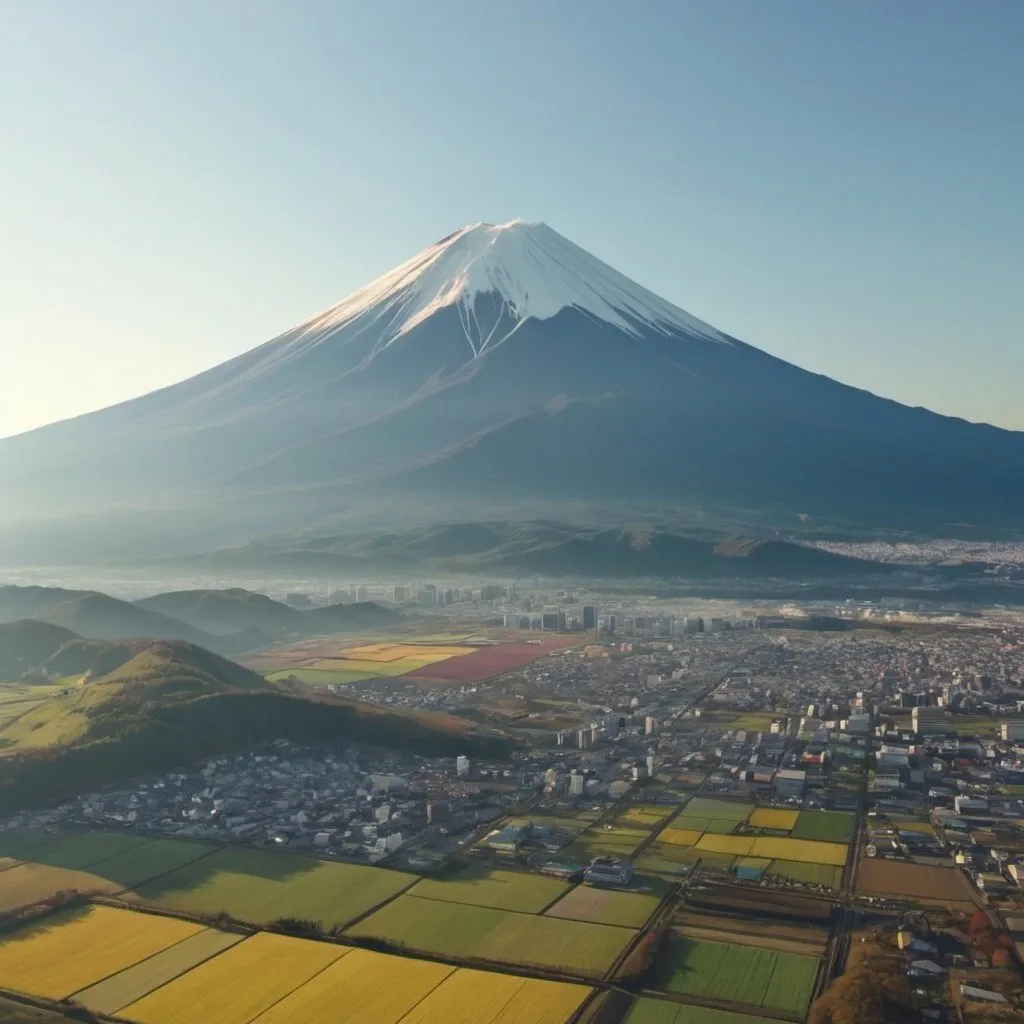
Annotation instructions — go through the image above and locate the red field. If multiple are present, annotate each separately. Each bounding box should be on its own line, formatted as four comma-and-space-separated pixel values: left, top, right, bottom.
404, 637, 581, 681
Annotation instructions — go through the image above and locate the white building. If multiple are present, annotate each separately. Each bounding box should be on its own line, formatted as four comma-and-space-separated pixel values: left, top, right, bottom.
456, 755, 470, 778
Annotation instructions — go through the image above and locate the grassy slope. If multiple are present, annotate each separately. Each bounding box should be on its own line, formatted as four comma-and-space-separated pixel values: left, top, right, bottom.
0, 641, 511, 812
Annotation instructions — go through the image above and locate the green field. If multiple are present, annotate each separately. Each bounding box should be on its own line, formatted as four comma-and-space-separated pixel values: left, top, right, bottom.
791, 810, 855, 843
410, 862, 569, 913
346, 893, 633, 976
657, 935, 819, 1014
17, 831, 150, 871
0, 827, 56, 859
136, 847, 415, 928
702, 819, 741, 835
677, 798, 751, 821
563, 826, 649, 861
768, 859, 843, 888
625, 997, 775, 1024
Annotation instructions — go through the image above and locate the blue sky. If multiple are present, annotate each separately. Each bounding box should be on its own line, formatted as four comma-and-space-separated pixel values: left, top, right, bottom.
2, 0, 1022, 437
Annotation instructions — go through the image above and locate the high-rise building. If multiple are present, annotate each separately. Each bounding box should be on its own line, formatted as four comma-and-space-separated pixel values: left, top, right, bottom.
645, 716, 657, 735
456, 755, 470, 777
355, 585, 368, 602
1001, 723, 1024, 742
542, 611, 559, 630
393, 585, 408, 603
606, 614, 617, 633
569, 771, 585, 796
557, 610, 567, 631
911, 706, 948, 737
582, 605, 597, 630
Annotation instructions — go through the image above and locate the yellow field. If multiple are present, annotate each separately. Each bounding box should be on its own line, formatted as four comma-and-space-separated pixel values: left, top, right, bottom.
251, 947, 454, 1024
695, 834, 756, 856
748, 808, 800, 830
0, 862, 124, 911
398, 966, 591, 1024
309, 657, 432, 676
340, 643, 475, 663
0, 905, 201, 1000
657, 827, 703, 847
120, 932, 349, 1024
617, 807, 671, 827
748, 836, 848, 865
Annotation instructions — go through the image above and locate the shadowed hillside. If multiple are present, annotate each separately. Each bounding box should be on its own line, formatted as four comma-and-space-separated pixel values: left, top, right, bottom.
0, 640, 510, 812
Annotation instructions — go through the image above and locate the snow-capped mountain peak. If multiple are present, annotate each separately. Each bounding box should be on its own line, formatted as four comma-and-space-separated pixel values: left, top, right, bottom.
297, 219, 726, 355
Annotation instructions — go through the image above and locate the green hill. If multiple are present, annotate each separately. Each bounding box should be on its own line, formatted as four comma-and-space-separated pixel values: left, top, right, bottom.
0, 639, 509, 812
0, 619, 79, 679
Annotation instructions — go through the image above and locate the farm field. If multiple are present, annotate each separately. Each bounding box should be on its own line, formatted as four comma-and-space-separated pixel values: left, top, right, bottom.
791, 810, 856, 843
675, 911, 828, 956
563, 825, 649, 860
404, 637, 582, 682
768, 860, 843, 888
686, 882, 832, 924
398, 967, 591, 1024
633, 845, 701, 875
856, 858, 976, 904
616, 806, 674, 829
655, 934, 819, 1014
677, 798, 751, 821
0, 905, 201, 1000
12, 830, 149, 871
624, 996, 771, 1024
265, 666, 375, 685
72, 929, 245, 1015
346, 893, 634, 976
746, 836, 848, 866
410, 862, 569, 913
545, 885, 660, 928
0, 862, 124, 911
749, 808, 799, 830
657, 827, 702, 847
120, 932, 348, 1024
136, 846, 415, 927
250, 947, 455, 1024
0, 827, 54, 858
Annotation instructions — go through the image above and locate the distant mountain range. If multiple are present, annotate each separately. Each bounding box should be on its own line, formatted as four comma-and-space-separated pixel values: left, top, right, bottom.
0, 586, 398, 655
214, 521, 881, 578
1, 219, 1022, 563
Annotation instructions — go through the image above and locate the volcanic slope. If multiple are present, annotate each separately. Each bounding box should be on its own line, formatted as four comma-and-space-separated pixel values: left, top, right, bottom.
2, 219, 1022, 557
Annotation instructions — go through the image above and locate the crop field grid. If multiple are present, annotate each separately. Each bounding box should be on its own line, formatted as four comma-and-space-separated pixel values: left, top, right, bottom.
0, 905, 202, 1001
71, 929, 245, 1015
345, 893, 634, 976
748, 808, 800, 830
410, 864, 569, 913
397, 968, 591, 1024
656, 935, 819, 1015
120, 932, 349, 1024
134, 846, 415, 927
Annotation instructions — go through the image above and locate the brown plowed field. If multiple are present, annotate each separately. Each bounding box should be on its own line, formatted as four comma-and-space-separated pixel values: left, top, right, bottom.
403, 637, 581, 682
855, 858, 977, 905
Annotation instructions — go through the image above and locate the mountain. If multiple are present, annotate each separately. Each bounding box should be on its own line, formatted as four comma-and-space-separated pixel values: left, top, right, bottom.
215, 521, 882, 579
0, 620, 79, 680
135, 587, 397, 636
0, 586, 220, 647
0, 638, 511, 812
2, 218, 1022, 560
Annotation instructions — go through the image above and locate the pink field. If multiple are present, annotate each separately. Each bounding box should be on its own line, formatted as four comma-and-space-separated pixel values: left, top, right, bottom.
403, 636, 580, 682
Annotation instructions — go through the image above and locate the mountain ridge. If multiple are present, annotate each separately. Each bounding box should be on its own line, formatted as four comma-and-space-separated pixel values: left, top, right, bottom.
2, 219, 1022, 555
